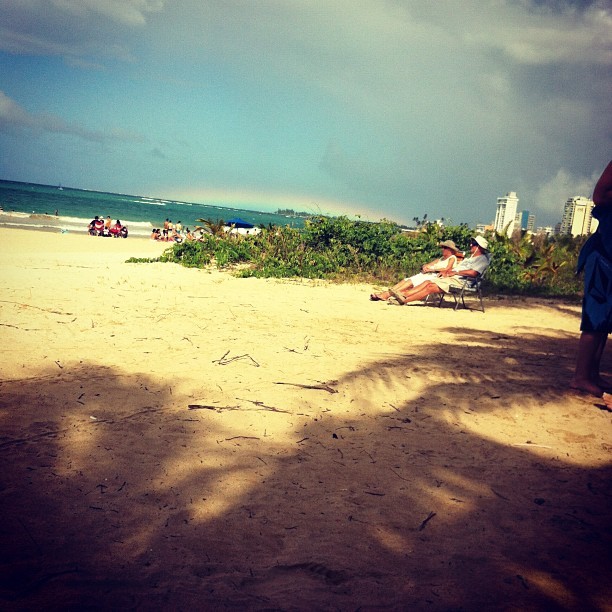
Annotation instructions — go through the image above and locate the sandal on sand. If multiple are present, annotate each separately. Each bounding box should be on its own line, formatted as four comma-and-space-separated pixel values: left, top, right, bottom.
370, 294, 382, 301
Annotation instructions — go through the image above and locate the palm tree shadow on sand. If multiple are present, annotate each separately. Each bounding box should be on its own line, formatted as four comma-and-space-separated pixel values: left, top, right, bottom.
0, 327, 610, 610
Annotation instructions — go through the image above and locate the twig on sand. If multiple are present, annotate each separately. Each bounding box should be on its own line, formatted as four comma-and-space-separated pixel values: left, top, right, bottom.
238, 398, 290, 413
418, 511, 436, 531
390, 468, 410, 482
491, 488, 510, 500
0, 429, 69, 449
0, 300, 73, 316
274, 381, 338, 394
213, 351, 260, 367
512, 443, 552, 449
188, 400, 289, 413
188, 404, 240, 412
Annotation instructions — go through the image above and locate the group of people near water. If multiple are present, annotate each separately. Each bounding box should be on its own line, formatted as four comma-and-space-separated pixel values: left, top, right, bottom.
370, 235, 490, 305
88, 215, 128, 238
151, 218, 193, 242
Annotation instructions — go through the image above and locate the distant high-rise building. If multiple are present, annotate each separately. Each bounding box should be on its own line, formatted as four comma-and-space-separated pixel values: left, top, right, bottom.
560, 197, 598, 237
494, 192, 519, 236
527, 213, 536, 232
514, 209, 535, 232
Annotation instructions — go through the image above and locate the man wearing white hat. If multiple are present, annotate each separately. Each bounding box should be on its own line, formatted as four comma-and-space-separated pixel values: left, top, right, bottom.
391, 236, 490, 305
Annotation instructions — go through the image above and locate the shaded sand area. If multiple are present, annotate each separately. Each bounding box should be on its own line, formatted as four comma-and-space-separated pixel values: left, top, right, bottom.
0, 228, 610, 611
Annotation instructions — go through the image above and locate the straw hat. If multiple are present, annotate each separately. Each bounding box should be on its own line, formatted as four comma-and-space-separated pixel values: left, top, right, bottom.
438, 240, 459, 252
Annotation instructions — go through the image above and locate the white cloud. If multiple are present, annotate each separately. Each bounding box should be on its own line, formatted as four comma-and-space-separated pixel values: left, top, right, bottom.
0, 0, 164, 64
51, 0, 164, 26
0, 90, 146, 143
534, 168, 600, 213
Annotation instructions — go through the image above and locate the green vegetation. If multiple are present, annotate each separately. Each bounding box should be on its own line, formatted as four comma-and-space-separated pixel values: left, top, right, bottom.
127, 215, 586, 298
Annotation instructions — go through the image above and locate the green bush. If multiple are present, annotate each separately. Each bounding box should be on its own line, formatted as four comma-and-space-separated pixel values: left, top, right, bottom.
138, 218, 586, 298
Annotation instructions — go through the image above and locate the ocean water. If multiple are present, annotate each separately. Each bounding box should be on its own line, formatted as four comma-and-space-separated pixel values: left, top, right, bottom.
0, 180, 308, 238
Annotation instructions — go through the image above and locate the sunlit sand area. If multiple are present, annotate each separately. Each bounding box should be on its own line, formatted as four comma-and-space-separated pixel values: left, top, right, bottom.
1, 227, 610, 610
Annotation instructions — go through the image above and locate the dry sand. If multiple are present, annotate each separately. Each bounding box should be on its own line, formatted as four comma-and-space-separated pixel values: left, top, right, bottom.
0, 227, 610, 611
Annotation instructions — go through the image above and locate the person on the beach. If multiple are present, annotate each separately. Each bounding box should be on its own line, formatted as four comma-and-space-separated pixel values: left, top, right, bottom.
88, 216, 99, 235
370, 240, 462, 301
89, 216, 105, 235
570, 160, 612, 405
389, 236, 490, 305
109, 220, 123, 237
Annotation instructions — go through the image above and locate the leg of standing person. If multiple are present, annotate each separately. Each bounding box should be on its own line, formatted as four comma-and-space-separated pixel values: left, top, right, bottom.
571, 331, 608, 395
593, 334, 609, 388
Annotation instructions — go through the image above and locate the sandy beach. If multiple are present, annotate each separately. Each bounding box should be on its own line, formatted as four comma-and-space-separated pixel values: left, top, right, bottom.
0, 227, 610, 611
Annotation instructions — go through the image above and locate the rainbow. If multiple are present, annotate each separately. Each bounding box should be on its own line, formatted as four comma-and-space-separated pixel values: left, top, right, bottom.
156, 186, 395, 223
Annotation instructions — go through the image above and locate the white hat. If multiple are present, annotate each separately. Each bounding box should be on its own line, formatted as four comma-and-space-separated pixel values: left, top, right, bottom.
473, 236, 489, 250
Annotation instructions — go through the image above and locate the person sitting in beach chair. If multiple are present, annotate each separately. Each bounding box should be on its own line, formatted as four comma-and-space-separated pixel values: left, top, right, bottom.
370, 240, 462, 301
389, 236, 490, 305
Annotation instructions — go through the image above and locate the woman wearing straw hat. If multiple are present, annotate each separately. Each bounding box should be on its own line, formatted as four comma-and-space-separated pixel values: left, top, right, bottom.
370, 240, 462, 302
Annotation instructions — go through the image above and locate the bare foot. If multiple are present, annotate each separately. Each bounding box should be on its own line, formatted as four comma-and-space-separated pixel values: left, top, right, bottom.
602, 393, 612, 411
569, 379, 603, 397
389, 289, 407, 305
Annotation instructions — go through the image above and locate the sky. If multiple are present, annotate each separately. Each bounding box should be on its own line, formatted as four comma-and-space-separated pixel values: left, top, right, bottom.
0, 0, 610, 228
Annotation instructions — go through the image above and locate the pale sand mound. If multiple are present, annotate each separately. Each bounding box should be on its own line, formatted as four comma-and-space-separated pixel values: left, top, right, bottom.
0, 228, 610, 611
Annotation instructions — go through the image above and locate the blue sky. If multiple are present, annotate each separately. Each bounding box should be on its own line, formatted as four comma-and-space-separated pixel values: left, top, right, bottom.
0, 0, 610, 227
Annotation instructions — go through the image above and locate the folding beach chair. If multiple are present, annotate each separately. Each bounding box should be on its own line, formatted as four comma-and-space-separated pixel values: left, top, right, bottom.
436, 268, 488, 312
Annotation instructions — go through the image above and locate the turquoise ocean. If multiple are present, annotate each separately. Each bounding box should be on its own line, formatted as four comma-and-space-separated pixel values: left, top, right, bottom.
0, 180, 308, 238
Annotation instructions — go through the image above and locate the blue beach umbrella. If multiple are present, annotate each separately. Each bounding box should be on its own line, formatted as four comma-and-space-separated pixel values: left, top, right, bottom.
224, 217, 254, 228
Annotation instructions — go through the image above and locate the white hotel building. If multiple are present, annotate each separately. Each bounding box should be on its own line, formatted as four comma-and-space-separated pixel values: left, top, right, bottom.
560, 196, 598, 237
493, 192, 519, 237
